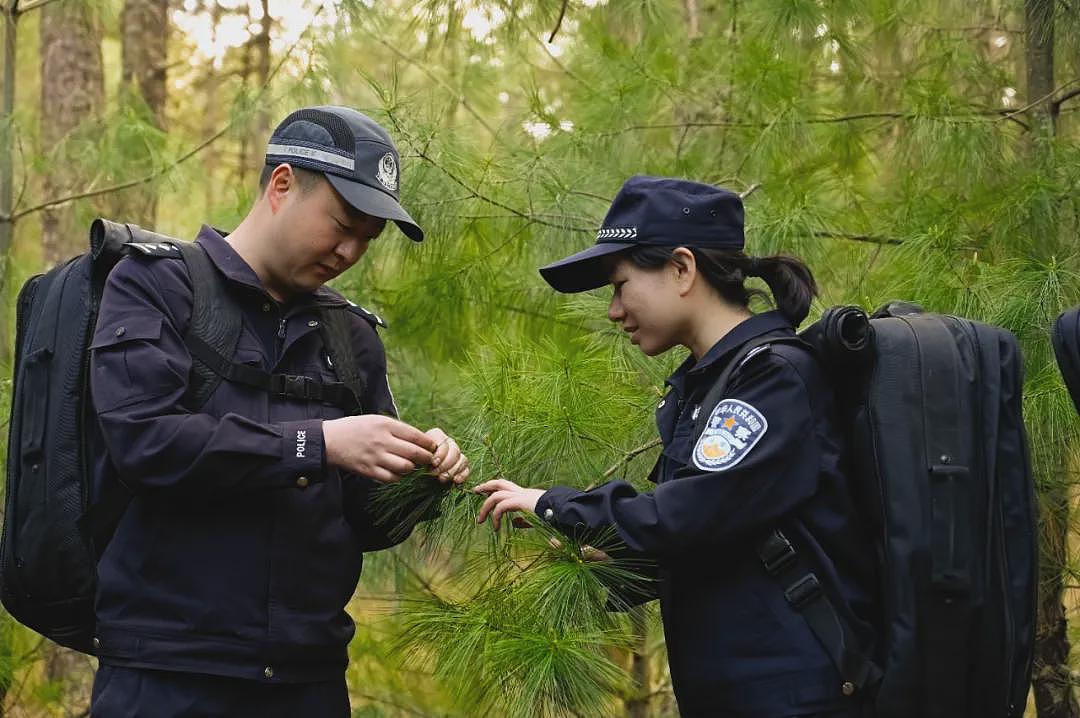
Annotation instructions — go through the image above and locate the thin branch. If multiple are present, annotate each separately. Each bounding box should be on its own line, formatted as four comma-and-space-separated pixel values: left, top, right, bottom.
1053, 87, 1080, 111
813, 231, 902, 246
370, 35, 496, 137
739, 183, 762, 200
2, 4, 322, 223
390, 119, 593, 233
548, 0, 569, 42
11, 0, 63, 15
1002, 77, 1080, 120
601, 438, 663, 480
596, 108, 1033, 137
352, 693, 435, 718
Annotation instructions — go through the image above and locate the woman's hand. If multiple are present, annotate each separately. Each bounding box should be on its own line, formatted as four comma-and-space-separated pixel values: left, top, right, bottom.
426, 427, 470, 484
474, 479, 545, 530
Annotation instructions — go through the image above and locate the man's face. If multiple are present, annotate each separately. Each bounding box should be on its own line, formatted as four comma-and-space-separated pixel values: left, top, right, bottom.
267, 170, 387, 298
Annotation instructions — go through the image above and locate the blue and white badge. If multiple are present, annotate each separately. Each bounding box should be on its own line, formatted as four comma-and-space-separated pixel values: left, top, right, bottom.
692, 399, 768, 472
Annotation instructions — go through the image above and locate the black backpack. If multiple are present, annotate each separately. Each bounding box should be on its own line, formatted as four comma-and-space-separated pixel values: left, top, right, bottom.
694, 302, 1037, 718
1052, 307, 1080, 415
2, 218, 372, 653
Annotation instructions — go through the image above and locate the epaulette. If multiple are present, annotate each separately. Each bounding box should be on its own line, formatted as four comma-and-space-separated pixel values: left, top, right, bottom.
345, 300, 387, 329
124, 241, 182, 258
736, 343, 772, 371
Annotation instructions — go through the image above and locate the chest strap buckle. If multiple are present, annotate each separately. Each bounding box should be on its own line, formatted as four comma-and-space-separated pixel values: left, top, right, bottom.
759, 529, 798, 575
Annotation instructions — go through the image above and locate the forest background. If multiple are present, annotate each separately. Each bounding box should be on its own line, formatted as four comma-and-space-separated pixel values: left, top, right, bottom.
0, 0, 1079, 716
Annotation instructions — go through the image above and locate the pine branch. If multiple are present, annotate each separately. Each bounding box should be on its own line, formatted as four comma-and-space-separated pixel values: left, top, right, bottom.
1053, 87, 1080, 111
548, 0, 570, 42
1, 3, 324, 223
600, 438, 663, 480
388, 117, 595, 234
369, 35, 497, 138
599, 108, 1033, 136
1004, 77, 1080, 120
10, 0, 63, 15
813, 231, 903, 246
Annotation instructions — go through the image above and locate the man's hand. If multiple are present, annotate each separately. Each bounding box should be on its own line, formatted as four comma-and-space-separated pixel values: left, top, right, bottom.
474, 479, 545, 530
323, 415, 437, 484
426, 427, 471, 485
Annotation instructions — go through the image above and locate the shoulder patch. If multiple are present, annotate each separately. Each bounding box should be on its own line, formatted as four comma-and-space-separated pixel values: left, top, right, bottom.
346, 300, 387, 329
692, 398, 768, 472
124, 241, 181, 258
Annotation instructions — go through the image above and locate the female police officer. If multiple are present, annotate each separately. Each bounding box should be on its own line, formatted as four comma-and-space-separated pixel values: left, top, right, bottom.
475, 176, 877, 718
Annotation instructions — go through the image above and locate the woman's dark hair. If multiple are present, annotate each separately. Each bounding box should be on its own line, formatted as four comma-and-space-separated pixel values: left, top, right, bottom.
624, 246, 818, 325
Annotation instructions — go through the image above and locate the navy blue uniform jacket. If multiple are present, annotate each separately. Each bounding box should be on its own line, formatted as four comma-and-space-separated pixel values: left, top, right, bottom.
535, 311, 877, 717
89, 227, 404, 683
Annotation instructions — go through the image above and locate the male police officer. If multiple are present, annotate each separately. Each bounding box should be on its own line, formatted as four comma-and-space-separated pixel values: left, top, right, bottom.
88, 106, 467, 716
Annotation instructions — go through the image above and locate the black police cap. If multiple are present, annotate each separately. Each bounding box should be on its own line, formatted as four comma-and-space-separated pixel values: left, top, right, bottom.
266, 106, 424, 242
539, 175, 744, 293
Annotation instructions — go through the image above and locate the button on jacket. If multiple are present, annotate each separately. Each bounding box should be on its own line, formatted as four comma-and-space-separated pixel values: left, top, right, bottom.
90, 226, 404, 683
535, 311, 877, 717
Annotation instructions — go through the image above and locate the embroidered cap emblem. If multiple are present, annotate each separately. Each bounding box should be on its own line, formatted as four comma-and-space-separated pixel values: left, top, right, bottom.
376, 152, 398, 191
692, 398, 768, 472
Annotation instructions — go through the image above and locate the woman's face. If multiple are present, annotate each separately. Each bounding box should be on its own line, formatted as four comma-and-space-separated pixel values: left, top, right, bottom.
606, 256, 688, 356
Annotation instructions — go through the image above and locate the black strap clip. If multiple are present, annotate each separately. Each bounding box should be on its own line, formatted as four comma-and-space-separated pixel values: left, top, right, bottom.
759, 530, 798, 575
784, 573, 823, 609
272, 374, 316, 401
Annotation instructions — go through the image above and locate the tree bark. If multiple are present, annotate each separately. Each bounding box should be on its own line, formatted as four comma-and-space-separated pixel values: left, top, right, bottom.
624, 606, 652, 718
0, 2, 19, 365
118, 0, 169, 226
249, 0, 271, 187
39, 0, 103, 266
1026, 1, 1076, 715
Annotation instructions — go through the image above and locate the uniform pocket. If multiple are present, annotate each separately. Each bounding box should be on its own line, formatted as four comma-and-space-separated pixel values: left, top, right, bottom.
90, 315, 169, 413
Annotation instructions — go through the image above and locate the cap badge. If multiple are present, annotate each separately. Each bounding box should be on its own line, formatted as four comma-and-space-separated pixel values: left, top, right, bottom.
376, 152, 398, 191
596, 227, 638, 240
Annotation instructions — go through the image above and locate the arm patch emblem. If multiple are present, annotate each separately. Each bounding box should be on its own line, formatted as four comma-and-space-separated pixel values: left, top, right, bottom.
692, 399, 768, 472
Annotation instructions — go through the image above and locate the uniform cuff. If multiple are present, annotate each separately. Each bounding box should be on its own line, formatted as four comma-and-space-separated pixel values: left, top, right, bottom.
535, 486, 579, 528
278, 420, 325, 488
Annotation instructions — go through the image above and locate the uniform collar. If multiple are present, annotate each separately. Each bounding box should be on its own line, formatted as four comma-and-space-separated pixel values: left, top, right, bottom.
194, 225, 348, 308
666, 310, 795, 391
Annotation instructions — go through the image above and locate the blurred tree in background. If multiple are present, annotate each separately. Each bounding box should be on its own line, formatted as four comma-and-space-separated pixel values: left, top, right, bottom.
1, 0, 1079, 715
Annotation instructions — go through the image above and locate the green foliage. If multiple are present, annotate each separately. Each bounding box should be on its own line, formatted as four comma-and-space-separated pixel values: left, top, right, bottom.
3, 0, 1080, 715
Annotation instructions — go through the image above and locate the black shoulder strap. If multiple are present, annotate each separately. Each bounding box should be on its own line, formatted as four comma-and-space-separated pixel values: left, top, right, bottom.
692, 333, 882, 699
173, 241, 243, 410
317, 306, 366, 414
692, 335, 808, 439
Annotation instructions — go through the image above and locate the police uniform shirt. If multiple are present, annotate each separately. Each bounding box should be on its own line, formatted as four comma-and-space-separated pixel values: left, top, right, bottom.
88, 226, 404, 685
535, 310, 876, 717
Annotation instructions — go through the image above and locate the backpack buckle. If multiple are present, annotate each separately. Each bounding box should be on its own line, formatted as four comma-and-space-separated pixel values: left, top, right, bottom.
784, 573, 823, 609
759, 530, 797, 575
273, 374, 315, 401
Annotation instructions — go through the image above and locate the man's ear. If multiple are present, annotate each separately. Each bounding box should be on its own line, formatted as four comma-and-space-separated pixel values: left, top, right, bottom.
671, 246, 697, 297
266, 164, 295, 213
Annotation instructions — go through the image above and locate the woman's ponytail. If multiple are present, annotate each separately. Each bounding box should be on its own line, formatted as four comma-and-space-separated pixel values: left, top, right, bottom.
623, 246, 818, 326
746, 255, 818, 325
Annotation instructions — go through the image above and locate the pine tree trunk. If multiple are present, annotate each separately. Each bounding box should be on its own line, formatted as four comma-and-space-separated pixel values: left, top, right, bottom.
118, 0, 169, 226
39, 0, 103, 266
0, 3, 19, 365
249, 0, 271, 186
1025, 0, 1076, 715
625, 606, 652, 718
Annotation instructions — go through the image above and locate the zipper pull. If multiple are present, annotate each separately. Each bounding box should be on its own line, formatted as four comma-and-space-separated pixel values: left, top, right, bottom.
277, 318, 287, 339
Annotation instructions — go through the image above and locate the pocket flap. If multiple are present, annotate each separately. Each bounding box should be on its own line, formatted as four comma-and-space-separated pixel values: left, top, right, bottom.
90, 314, 163, 350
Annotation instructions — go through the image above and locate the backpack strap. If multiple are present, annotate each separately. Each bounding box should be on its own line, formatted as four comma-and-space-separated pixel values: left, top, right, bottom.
911, 317, 973, 718
172, 241, 243, 410
692, 334, 883, 699
317, 306, 366, 414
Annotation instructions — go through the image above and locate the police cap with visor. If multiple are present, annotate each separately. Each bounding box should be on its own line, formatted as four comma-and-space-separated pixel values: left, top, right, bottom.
266, 106, 424, 242
539, 175, 744, 293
